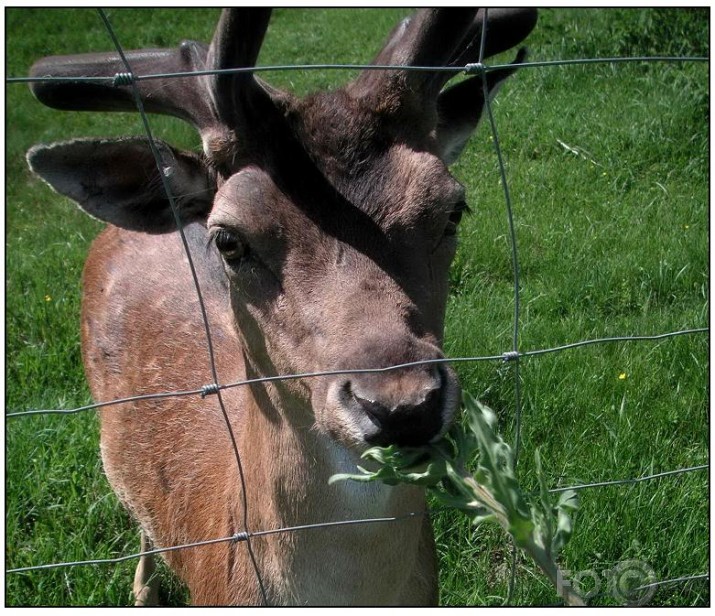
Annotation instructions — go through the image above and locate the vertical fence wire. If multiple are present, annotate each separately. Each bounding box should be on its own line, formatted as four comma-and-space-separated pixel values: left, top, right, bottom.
475, 9, 526, 604
95, 8, 269, 606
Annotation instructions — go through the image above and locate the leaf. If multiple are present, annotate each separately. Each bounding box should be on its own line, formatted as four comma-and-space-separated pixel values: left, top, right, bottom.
552, 490, 579, 555
327, 471, 373, 485
402, 458, 448, 487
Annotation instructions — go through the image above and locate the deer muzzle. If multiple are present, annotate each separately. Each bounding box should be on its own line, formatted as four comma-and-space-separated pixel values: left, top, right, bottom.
320, 340, 460, 448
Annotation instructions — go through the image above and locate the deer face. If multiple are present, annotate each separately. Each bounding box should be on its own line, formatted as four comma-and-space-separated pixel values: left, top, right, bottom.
27, 9, 536, 448
206, 100, 468, 447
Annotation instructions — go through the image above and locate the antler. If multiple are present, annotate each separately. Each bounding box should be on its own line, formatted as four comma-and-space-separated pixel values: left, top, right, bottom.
206, 9, 272, 128
29, 44, 212, 125
449, 8, 539, 67
28, 9, 282, 164
352, 8, 537, 114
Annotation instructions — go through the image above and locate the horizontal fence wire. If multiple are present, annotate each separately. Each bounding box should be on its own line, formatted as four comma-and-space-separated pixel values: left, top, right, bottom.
6, 463, 708, 576
6, 328, 708, 419
635, 573, 710, 593
6, 56, 708, 86
546, 464, 709, 494
9, 460, 709, 575
5, 7, 708, 607
544, 571, 711, 607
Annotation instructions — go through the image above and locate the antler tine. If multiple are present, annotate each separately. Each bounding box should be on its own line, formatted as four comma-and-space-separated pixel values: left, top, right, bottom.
205, 8, 273, 128
352, 8, 536, 119
352, 9, 478, 108
29, 44, 214, 130
449, 8, 538, 67
370, 9, 477, 70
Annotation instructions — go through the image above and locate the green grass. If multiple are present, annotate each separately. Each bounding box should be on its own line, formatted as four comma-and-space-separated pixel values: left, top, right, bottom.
6, 8, 708, 607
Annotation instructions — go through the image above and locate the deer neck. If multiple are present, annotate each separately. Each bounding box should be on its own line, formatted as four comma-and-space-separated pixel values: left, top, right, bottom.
237, 374, 429, 605
240, 373, 427, 525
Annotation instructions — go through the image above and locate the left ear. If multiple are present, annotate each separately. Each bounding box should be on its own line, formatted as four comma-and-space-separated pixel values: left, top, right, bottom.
436, 48, 527, 165
27, 137, 215, 233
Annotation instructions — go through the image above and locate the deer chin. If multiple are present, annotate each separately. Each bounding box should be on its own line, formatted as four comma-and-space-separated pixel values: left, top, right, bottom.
313, 365, 461, 451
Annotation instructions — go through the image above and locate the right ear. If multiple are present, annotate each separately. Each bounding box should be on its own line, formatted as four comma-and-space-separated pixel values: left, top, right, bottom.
435, 48, 527, 165
27, 137, 215, 233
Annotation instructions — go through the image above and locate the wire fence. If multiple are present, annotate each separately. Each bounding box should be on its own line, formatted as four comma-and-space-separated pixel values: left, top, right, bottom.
6, 8, 709, 607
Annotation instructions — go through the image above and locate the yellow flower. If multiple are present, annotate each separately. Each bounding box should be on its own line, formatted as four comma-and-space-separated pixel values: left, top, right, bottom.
44, 295, 52, 302
618, 372, 627, 380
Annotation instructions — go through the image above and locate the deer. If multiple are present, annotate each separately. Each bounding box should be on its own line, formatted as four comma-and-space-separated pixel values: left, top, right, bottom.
26, 8, 537, 606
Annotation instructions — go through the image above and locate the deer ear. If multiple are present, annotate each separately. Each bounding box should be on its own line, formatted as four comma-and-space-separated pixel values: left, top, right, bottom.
27, 137, 215, 233
436, 48, 527, 165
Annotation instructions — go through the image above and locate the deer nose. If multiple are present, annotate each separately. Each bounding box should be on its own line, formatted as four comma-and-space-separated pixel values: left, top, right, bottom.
341, 365, 449, 447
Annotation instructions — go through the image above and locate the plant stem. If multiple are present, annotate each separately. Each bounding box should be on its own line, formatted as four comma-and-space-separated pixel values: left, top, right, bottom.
453, 464, 585, 606
521, 538, 586, 607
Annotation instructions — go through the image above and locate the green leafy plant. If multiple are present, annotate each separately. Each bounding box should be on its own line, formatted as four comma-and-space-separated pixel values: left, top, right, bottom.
330, 392, 584, 606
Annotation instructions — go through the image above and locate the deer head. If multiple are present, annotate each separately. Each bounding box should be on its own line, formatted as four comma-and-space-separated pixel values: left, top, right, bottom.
27, 9, 537, 449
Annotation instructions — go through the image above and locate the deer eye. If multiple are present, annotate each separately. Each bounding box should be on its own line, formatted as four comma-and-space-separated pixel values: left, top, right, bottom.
213, 228, 248, 262
444, 200, 470, 237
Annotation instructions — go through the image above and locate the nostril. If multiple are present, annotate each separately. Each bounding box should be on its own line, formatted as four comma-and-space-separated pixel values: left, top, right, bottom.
420, 385, 441, 413
351, 390, 391, 428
